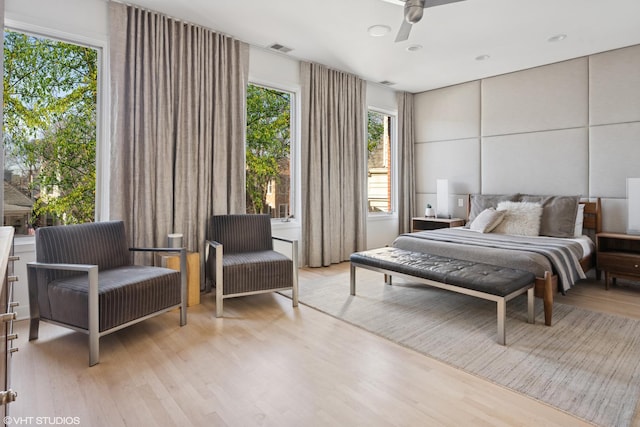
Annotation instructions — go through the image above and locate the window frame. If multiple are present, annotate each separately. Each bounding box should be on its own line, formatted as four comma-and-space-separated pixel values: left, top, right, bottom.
366, 107, 397, 218
245, 79, 300, 226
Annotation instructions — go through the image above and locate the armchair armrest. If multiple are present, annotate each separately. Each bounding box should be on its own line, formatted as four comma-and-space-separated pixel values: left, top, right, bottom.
205, 240, 224, 317
204, 240, 222, 263
27, 261, 99, 363
272, 236, 299, 266
272, 236, 299, 307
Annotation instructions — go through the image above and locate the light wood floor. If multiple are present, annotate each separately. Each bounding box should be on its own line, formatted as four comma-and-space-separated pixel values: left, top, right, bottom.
8, 263, 640, 426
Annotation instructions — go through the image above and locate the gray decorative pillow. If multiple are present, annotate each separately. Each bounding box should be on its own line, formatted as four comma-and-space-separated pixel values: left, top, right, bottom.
469, 208, 505, 233
520, 195, 580, 237
466, 194, 520, 227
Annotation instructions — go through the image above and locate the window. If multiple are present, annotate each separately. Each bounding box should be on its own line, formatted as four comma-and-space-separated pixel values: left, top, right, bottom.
246, 83, 294, 219
3, 29, 98, 234
367, 110, 395, 214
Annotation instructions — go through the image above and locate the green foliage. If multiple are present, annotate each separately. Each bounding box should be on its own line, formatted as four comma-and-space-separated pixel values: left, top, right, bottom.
246, 84, 290, 215
368, 110, 384, 154
3, 30, 97, 224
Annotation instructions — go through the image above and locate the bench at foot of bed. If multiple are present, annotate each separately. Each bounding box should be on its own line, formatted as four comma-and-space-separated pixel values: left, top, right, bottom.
350, 247, 536, 345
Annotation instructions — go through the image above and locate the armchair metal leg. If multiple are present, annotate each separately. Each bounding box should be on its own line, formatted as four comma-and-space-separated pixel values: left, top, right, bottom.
216, 291, 223, 318
292, 240, 299, 307
88, 266, 99, 366
215, 244, 224, 318
179, 249, 187, 326
27, 264, 41, 341
29, 318, 40, 341
89, 334, 99, 367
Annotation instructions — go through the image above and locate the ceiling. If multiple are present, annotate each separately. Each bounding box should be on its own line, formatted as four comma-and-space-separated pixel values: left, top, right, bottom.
123, 0, 640, 93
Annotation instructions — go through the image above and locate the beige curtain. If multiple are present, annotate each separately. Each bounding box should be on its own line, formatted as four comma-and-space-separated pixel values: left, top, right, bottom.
300, 62, 366, 267
109, 2, 248, 263
397, 91, 415, 234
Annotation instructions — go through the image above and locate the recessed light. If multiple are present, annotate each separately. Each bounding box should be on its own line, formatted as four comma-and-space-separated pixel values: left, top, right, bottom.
475, 54, 490, 61
368, 25, 391, 37
406, 44, 423, 52
548, 34, 567, 43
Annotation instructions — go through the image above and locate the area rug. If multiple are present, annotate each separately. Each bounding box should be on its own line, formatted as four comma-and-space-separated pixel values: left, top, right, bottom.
281, 268, 640, 427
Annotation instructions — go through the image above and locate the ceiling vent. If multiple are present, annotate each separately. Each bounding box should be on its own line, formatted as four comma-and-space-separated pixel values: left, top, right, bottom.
379, 80, 396, 86
269, 43, 293, 54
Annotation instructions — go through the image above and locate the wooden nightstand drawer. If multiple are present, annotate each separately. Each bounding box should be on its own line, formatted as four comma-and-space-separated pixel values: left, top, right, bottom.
411, 217, 465, 232
597, 252, 640, 275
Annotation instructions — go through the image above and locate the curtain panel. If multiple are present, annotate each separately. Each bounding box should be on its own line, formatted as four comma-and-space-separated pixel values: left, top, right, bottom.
109, 2, 248, 264
397, 91, 415, 234
300, 62, 367, 267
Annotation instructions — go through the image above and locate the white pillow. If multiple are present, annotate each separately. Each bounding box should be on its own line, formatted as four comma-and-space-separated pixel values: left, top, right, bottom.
470, 208, 505, 233
493, 201, 543, 236
574, 203, 585, 236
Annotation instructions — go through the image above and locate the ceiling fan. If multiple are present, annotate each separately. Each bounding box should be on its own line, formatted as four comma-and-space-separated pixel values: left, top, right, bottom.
393, 0, 465, 42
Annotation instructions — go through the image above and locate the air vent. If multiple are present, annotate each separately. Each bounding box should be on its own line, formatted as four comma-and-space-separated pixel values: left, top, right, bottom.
269, 43, 293, 54
379, 80, 396, 86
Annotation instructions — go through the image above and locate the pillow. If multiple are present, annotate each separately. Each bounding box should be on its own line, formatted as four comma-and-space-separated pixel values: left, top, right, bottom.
466, 194, 520, 227
469, 208, 505, 233
520, 195, 580, 237
574, 203, 585, 236
493, 201, 543, 236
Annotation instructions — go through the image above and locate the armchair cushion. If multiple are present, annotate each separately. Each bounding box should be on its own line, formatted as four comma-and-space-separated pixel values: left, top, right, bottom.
48, 266, 181, 331
222, 251, 293, 295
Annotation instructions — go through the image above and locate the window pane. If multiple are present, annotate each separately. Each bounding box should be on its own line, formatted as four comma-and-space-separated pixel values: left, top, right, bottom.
367, 111, 393, 213
3, 30, 97, 234
246, 84, 292, 219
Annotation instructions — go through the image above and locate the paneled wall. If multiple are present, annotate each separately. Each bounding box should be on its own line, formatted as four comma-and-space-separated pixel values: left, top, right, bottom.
414, 44, 640, 232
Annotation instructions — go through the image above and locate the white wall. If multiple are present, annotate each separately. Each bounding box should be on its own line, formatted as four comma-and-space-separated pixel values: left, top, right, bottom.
5, 0, 108, 39
414, 44, 640, 233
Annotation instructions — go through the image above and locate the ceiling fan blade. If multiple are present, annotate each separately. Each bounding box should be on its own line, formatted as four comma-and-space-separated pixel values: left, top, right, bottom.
395, 19, 412, 42
423, 0, 465, 8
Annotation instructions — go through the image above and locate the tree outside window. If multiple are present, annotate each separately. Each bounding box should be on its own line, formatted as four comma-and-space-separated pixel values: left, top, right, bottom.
3, 30, 97, 231
246, 84, 292, 218
367, 110, 393, 213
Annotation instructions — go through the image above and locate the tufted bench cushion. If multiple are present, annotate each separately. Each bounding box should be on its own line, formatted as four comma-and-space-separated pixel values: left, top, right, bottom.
350, 247, 535, 297
350, 246, 536, 345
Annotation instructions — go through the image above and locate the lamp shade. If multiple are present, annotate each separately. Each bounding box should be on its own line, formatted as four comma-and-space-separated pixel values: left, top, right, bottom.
436, 178, 449, 219
628, 178, 640, 235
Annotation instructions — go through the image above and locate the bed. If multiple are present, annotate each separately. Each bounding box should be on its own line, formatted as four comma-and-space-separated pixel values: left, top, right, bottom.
393, 195, 601, 326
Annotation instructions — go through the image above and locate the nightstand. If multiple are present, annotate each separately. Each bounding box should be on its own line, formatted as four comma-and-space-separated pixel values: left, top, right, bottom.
596, 232, 640, 290
411, 217, 465, 232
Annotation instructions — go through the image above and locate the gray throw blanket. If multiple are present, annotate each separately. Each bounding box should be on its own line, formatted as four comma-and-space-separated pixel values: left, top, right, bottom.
393, 229, 586, 293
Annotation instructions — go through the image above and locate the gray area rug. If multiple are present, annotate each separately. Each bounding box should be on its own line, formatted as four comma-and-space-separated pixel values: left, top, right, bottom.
281, 268, 640, 427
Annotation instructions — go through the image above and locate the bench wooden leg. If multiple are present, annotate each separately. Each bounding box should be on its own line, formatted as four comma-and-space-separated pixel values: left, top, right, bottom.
350, 263, 356, 295
527, 286, 535, 324
543, 271, 553, 326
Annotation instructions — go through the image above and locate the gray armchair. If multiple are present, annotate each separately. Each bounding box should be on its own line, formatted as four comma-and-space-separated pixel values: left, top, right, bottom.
206, 214, 298, 317
27, 221, 187, 366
